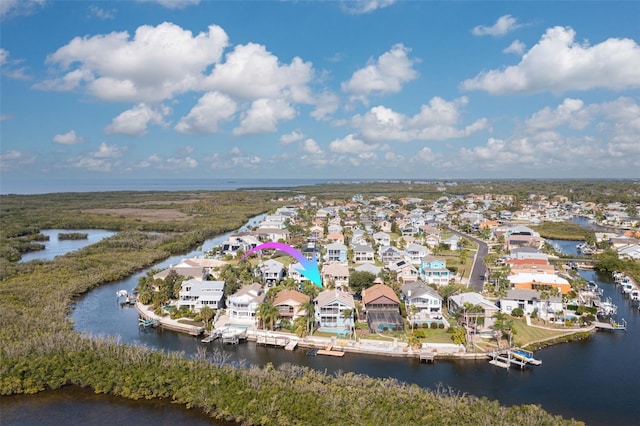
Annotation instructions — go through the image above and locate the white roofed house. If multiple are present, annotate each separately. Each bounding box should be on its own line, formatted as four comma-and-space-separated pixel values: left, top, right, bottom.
500, 289, 562, 320
353, 244, 375, 264
373, 231, 391, 247
226, 283, 266, 324
405, 243, 430, 265
287, 262, 305, 284
401, 281, 446, 327
257, 259, 285, 287
177, 279, 226, 312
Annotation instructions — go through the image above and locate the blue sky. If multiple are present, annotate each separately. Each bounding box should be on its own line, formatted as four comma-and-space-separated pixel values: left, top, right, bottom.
1, 0, 639, 186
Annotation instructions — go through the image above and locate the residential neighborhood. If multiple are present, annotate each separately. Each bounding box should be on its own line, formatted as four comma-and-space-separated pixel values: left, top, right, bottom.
138, 186, 639, 361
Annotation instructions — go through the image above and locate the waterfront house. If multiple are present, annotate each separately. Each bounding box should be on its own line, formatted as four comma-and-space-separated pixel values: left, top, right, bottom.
154, 257, 226, 281
273, 289, 310, 321
325, 242, 348, 262
499, 289, 562, 319
401, 281, 443, 317
177, 279, 225, 312
362, 283, 404, 332
226, 283, 266, 324
419, 255, 451, 286
314, 289, 356, 331
353, 244, 375, 263
448, 292, 498, 329
257, 259, 285, 286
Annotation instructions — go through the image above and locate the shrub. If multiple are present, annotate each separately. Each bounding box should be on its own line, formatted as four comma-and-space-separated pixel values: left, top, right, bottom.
430, 322, 439, 329
511, 308, 524, 317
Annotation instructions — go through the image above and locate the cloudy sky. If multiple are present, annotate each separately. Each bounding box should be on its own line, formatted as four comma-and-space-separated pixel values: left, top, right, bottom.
1, 0, 639, 187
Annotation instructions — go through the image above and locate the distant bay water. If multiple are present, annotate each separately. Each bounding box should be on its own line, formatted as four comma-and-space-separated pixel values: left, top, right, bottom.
0, 177, 375, 195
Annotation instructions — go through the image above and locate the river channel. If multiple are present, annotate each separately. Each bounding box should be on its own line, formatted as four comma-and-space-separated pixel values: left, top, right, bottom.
4, 216, 640, 425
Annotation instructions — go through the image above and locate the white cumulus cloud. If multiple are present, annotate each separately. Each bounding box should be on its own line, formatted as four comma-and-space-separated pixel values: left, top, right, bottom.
280, 130, 305, 145
341, 0, 396, 15
300, 138, 322, 154
472, 15, 522, 37
233, 98, 296, 135
341, 44, 418, 105
462, 26, 640, 94
205, 43, 314, 103
106, 103, 171, 136
503, 40, 525, 55
329, 134, 379, 154
37, 22, 229, 103
525, 98, 591, 131
53, 130, 85, 145
352, 97, 488, 142
175, 91, 237, 134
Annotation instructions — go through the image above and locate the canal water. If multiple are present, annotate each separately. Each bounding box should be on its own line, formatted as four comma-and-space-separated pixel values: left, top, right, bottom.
19, 229, 117, 263
6, 218, 640, 425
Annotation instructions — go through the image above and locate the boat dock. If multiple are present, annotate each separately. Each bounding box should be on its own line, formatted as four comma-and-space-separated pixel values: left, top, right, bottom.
284, 341, 298, 351
594, 319, 627, 331
487, 348, 542, 370
317, 344, 345, 357
256, 334, 290, 347
419, 350, 435, 364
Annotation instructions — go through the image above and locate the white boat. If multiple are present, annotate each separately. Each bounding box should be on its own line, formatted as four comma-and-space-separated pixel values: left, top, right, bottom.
630, 289, 639, 302
597, 298, 617, 316
116, 289, 128, 297
621, 282, 634, 294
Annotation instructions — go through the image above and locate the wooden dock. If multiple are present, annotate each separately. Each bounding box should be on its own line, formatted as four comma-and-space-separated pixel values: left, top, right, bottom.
284, 341, 298, 351
594, 319, 627, 331
201, 330, 222, 343
317, 344, 345, 357
256, 335, 290, 347
419, 350, 435, 363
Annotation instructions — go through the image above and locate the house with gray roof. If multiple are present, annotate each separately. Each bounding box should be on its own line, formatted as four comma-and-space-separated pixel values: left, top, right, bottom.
177, 279, 225, 312
226, 283, 266, 324
314, 289, 355, 331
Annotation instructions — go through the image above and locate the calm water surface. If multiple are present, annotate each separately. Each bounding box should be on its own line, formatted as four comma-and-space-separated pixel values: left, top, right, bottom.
8, 219, 640, 425
19, 229, 116, 263
0, 386, 223, 425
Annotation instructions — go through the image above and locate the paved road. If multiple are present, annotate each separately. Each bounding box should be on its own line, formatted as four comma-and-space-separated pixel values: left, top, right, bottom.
447, 228, 489, 292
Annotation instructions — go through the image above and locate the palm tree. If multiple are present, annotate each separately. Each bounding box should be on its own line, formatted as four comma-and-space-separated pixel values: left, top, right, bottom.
342, 308, 354, 336
301, 300, 315, 335
199, 306, 215, 330
257, 301, 279, 331
492, 311, 513, 348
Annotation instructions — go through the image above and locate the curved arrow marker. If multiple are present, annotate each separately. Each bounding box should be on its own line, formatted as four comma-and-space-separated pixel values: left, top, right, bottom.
241, 242, 322, 287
